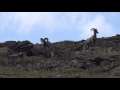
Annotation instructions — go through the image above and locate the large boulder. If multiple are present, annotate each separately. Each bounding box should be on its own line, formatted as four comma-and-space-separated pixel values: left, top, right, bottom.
0, 47, 12, 57
108, 67, 120, 77
5, 40, 34, 56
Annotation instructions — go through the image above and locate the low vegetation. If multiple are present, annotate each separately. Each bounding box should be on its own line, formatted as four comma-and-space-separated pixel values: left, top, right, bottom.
0, 34, 120, 78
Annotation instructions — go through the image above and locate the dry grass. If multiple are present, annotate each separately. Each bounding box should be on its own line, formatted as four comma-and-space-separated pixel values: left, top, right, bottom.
0, 46, 119, 78
86, 49, 120, 59
0, 65, 109, 78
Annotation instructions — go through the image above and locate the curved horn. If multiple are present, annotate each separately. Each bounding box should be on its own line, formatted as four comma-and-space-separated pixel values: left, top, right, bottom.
91, 28, 95, 31
44, 38, 48, 41
40, 38, 44, 44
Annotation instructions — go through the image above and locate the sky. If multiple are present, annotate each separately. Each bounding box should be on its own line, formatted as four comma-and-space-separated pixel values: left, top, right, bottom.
0, 12, 120, 44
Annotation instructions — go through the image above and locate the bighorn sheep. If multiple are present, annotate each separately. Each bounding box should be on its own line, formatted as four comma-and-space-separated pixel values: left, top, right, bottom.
80, 28, 99, 50
40, 38, 51, 49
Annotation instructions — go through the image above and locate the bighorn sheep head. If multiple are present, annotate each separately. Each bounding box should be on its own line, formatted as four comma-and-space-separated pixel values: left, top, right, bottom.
91, 28, 99, 33
44, 38, 48, 42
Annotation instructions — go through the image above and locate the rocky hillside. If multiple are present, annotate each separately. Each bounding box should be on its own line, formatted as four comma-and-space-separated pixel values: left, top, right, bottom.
0, 34, 120, 78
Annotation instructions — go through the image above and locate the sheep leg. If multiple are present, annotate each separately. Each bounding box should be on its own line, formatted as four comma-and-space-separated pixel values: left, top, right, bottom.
92, 42, 95, 47
87, 45, 90, 49
83, 45, 86, 50
88, 44, 90, 49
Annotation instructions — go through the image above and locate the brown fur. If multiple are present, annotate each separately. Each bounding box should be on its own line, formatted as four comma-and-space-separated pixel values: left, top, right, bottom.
40, 38, 51, 49
81, 28, 99, 50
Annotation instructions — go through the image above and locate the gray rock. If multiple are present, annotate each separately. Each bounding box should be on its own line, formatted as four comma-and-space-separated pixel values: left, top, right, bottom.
51, 51, 54, 57
110, 67, 120, 76
100, 60, 110, 67
55, 75, 62, 78
8, 52, 26, 59
0, 47, 11, 57
71, 59, 78, 65
16, 64, 23, 71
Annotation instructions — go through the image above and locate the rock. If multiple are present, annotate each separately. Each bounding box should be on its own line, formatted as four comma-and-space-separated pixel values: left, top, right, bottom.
36, 62, 40, 68
7, 40, 34, 56
0, 47, 11, 57
109, 67, 120, 76
100, 60, 110, 67
27, 64, 33, 71
8, 52, 26, 59
110, 55, 120, 58
104, 63, 119, 71
55, 75, 62, 78
62, 66, 70, 71
73, 51, 82, 59
71, 59, 78, 65
51, 51, 54, 57
16, 64, 23, 71
92, 57, 108, 66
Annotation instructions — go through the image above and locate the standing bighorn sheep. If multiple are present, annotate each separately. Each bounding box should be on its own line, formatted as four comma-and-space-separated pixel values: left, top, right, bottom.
80, 28, 99, 50
40, 38, 51, 49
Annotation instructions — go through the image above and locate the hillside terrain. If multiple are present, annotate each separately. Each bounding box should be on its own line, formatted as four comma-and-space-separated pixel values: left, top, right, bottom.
0, 34, 120, 78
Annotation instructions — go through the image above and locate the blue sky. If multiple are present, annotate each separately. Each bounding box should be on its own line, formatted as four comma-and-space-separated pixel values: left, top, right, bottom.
0, 12, 120, 44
